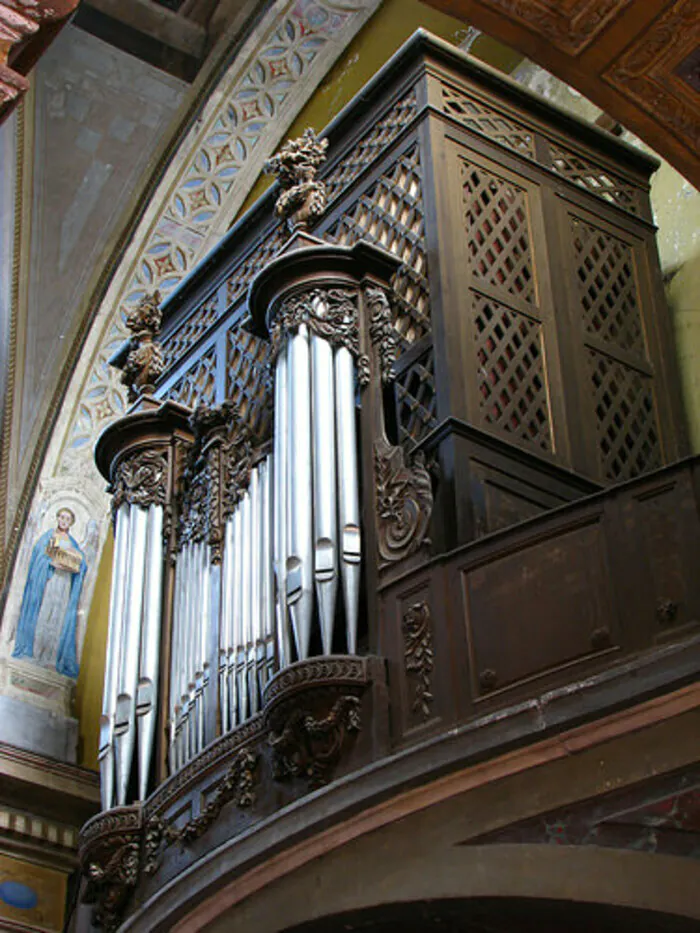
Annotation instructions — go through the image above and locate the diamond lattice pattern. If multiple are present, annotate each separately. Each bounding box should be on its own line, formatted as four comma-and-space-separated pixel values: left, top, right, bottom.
588, 349, 661, 480
324, 91, 418, 203
168, 348, 217, 408
226, 325, 273, 439
163, 295, 220, 368
442, 85, 535, 158
474, 296, 551, 451
327, 145, 430, 347
394, 349, 438, 450
572, 218, 645, 355
461, 163, 536, 305
550, 145, 640, 214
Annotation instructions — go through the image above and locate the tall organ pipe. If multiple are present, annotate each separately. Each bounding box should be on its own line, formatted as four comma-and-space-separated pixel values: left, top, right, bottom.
99, 503, 130, 811
311, 329, 338, 654
115, 503, 148, 806
137, 503, 164, 801
273, 352, 291, 669
286, 324, 314, 660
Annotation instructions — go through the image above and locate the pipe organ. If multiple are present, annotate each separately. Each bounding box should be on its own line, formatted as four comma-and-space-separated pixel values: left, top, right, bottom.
92, 32, 687, 821
96, 232, 400, 807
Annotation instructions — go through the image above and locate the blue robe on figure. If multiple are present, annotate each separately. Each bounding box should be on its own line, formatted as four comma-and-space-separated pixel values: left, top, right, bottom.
12, 529, 87, 678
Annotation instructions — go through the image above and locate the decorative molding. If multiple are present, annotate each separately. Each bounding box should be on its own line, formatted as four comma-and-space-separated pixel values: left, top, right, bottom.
110, 292, 165, 403
271, 287, 360, 360
402, 601, 434, 719
461, 0, 632, 56
268, 694, 361, 788
264, 128, 328, 231
143, 748, 258, 874
365, 285, 399, 384
263, 655, 371, 707
374, 436, 433, 564
111, 449, 168, 517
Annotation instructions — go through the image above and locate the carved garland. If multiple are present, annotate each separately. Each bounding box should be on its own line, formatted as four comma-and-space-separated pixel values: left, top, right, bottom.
143, 748, 258, 875
269, 695, 362, 789
374, 436, 433, 563
403, 602, 434, 719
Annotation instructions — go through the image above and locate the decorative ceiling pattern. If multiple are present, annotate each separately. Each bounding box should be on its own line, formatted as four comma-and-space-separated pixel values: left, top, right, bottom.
424, 0, 700, 189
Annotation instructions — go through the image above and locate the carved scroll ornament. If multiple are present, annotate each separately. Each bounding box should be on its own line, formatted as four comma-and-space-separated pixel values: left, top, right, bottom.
374, 436, 433, 563
269, 695, 361, 788
111, 449, 168, 520
403, 601, 434, 719
264, 128, 328, 231
270, 287, 360, 361
111, 291, 165, 402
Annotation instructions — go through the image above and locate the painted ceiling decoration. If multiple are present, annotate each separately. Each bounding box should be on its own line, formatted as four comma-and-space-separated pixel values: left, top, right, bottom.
0, 0, 80, 122
424, 0, 700, 190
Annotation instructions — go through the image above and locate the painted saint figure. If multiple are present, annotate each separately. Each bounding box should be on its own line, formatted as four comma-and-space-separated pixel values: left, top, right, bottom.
12, 508, 87, 678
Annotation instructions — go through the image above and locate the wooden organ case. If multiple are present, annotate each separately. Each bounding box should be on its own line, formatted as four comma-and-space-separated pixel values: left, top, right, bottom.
82, 32, 698, 933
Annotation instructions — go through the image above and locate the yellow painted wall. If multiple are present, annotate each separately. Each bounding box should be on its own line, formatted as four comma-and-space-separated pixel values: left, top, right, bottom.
75, 529, 112, 770
237, 0, 520, 216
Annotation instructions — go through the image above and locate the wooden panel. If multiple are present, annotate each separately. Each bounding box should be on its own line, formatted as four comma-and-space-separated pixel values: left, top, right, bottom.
461, 516, 618, 696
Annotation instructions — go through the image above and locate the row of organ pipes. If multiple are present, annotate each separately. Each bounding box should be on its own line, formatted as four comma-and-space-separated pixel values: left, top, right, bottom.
98, 298, 363, 810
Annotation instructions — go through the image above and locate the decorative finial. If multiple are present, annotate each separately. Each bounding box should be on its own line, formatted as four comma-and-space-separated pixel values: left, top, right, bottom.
264, 128, 328, 232
110, 291, 165, 402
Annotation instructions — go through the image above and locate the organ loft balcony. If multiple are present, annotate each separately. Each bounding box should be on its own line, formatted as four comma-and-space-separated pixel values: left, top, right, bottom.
78, 30, 700, 933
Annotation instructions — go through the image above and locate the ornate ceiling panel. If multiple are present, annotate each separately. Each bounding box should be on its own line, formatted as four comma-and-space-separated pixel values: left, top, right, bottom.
424, 0, 700, 189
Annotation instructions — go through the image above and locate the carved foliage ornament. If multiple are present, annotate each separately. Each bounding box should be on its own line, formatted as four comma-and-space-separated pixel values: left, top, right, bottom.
112, 291, 165, 403
143, 748, 258, 874
111, 449, 168, 522
177, 402, 258, 558
403, 601, 434, 719
269, 695, 361, 788
365, 285, 399, 384
270, 287, 360, 360
374, 436, 433, 563
80, 807, 142, 933
264, 128, 329, 231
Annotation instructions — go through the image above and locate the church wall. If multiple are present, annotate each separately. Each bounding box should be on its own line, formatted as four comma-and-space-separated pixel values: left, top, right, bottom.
2, 26, 187, 561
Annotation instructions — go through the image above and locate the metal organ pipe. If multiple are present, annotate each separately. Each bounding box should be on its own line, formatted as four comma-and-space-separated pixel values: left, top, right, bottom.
335, 344, 361, 655
115, 503, 148, 807
137, 503, 164, 802
286, 324, 314, 660
99, 503, 130, 811
311, 326, 338, 655
271, 307, 362, 664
